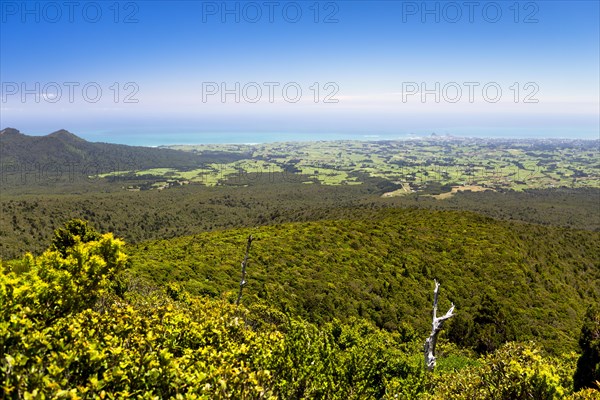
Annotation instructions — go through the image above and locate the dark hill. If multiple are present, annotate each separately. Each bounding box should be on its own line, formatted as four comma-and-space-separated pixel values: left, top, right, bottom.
46, 129, 87, 143
0, 128, 245, 172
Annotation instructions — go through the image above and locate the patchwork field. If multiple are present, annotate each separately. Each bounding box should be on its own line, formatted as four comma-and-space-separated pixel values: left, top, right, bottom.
101, 138, 599, 194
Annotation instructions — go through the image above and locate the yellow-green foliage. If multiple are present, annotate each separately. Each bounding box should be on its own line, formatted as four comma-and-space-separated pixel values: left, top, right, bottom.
429, 342, 578, 400
1, 222, 597, 399
2, 233, 126, 322
569, 387, 600, 399
1, 230, 425, 398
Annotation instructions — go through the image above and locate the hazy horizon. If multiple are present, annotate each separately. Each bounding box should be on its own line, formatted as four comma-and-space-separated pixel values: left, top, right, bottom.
4, 126, 599, 147
1, 1, 599, 142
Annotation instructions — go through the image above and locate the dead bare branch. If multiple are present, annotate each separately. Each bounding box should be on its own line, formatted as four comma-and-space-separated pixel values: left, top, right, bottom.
424, 279, 455, 371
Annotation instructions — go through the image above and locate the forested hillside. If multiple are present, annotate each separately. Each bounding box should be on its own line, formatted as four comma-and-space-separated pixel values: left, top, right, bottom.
127, 208, 600, 355
1, 220, 599, 398
0, 128, 244, 172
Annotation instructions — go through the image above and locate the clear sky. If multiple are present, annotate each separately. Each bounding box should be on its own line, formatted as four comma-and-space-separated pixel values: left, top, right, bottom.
1, 0, 599, 144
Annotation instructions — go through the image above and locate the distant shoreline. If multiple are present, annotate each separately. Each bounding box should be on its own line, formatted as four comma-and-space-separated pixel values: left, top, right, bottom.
63, 134, 600, 147
3, 127, 598, 147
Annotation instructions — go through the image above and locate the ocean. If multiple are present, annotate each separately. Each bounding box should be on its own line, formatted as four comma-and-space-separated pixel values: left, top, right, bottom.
83, 129, 599, 147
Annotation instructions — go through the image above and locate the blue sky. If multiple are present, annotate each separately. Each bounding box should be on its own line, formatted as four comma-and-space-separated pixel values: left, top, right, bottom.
1, 0, 598, 144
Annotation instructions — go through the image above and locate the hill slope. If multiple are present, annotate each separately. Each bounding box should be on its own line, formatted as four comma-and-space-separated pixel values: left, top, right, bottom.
0, 128, 246, 173
128, 208, 600, 353
4, 227, 596, 398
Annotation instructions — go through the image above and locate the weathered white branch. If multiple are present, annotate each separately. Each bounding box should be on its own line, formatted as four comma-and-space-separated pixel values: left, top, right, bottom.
424, 279, 455, 371
235, 235, 253, 307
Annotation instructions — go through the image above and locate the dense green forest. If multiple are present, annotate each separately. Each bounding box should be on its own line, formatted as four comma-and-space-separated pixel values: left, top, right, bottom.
125, 207, 599, 354
1, 179, 598, 259
1, 219, 599, 398
0, 128, 244, 170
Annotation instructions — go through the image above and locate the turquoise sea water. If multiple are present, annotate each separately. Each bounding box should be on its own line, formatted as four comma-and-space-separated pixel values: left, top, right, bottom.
104, 132, 404, 146
83, 128, 598, 147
